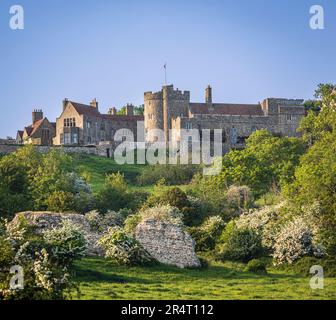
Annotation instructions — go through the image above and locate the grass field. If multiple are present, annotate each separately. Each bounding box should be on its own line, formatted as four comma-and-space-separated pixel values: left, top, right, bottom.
73, 154, 189, 193
73, 258, 336, 300
73, 154, 149, 193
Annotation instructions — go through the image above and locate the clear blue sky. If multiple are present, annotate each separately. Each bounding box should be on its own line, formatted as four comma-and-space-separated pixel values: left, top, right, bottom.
0, 0, 336, 137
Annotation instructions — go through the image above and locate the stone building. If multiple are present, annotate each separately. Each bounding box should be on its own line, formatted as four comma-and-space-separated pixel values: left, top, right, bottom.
144, 85, 306, 148
53, 99, 143, 151
17, 110, 56, 146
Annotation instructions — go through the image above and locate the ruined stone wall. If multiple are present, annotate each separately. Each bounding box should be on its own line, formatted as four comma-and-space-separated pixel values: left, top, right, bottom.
135, 219, 201, 268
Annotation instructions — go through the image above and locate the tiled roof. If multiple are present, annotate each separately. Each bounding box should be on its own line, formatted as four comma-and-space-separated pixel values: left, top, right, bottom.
70, 102, 101, 116
189, 103, 264, 116
24, 118, 45, 137
17, 130, 24, 139
69, 101, 144, 121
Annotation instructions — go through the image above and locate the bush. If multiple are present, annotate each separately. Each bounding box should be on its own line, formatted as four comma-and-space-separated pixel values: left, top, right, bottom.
246, 259, 268, 274
0, 218, 78, 300
226, 185, 253, 210
272, 217, 325, 265
43, 220, 87, 266
85, 210, 124, 233
145, 187, 202, 226
98, 227, 154, 266
45, 191, 76, 213
188, 216, 225, 252
137, 165, 199, 186
124, 205, 184, 235
95, 173, 131, 213
291, 257, 336, 277
217, 222, 264, 262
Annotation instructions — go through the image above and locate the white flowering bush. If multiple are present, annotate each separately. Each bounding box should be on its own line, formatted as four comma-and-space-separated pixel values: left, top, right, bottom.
43, 220, 87, 266
139, 205, 184, 226
125, 205, 184, 235
235, 202, 285, 250
85, 210, 124, 233
272, 217, 325, 265
0, 219, 78, 300
98, 227, 154, 266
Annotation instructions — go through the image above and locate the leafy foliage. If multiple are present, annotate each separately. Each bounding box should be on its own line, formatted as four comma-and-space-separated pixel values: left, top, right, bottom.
98, 227, 154, 266
217, 221, 264, 262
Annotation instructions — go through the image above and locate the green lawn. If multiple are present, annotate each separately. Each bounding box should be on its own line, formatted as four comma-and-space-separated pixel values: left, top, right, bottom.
72, 258, 336, 300
73, 154, 149, 193
73, 154, 189, 194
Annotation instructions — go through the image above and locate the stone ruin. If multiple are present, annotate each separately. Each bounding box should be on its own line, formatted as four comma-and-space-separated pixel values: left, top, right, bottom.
9, 212, 201, 269
135, 219, 201, 269
9, 211, 104, 257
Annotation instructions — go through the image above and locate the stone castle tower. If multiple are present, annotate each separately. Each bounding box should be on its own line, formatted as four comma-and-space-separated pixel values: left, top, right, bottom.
144, 85, 190, 142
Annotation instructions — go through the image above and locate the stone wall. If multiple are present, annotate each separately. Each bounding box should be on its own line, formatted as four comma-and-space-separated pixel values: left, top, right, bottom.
135, 219, 201, 268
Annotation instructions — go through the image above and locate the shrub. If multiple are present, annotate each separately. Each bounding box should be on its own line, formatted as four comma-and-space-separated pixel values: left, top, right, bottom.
188, 216, 225, 252
98, 227, 154, 266
145, 187, 202, 226
291, 257, 336, 277
45, 191, 76, 212
217, 222, 264, 262
43, 220, 87, 266
272, 217, 325, 265
226, 185, 253, 210
95, 173, 131, 213
137, 165, 199, 186
124, 205, 184, 235
0, 218, 78, 300
85, 210, 124, 233
246, 259, 268, 274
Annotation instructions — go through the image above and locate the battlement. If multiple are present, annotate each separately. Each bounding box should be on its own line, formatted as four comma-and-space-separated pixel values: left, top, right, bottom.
264, 98, 304, 106
144, 85, 190, 101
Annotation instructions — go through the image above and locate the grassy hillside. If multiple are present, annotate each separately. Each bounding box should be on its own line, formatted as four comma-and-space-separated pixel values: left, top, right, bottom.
72, 154, 148, 193
73, 258, 336, 300
72, 154, 190, 194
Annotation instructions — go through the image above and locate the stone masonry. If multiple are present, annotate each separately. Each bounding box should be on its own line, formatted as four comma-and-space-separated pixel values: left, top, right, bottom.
135, 219, 201, 268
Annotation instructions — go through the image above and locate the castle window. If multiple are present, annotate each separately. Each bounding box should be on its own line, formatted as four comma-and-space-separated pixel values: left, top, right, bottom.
64, 133, 71, 145
186, 123, 192, 130
72, 133, 78, 144
286, 114, 293, 121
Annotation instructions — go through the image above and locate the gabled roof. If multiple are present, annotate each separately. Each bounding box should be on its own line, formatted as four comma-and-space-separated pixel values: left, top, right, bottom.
189, 103, 264, 116
69, 102, 101, 116
17, 130, 24, 139
68, 101, 144, 121
24, 118, 46, 137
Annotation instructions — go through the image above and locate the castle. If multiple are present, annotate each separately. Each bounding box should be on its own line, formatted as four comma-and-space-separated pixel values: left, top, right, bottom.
144, 85, 305, 148
14, 85, 306, 153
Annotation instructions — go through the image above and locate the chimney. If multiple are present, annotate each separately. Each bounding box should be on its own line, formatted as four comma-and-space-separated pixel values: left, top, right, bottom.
63, 98, 69, 112
32, 109, 43, 124
205, 85, 212, 104
108, 107, 117, 115
126, 103, 134, 116
90, 98, 99, 110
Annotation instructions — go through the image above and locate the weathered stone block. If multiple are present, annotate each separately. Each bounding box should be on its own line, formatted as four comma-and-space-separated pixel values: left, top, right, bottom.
135, 219, 201, 268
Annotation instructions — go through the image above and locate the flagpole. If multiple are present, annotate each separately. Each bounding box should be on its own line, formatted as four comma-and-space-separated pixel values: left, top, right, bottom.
164, 62, 167, 85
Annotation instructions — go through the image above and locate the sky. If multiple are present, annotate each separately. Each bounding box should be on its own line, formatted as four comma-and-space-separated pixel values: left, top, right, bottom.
0, 0, 336, 137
